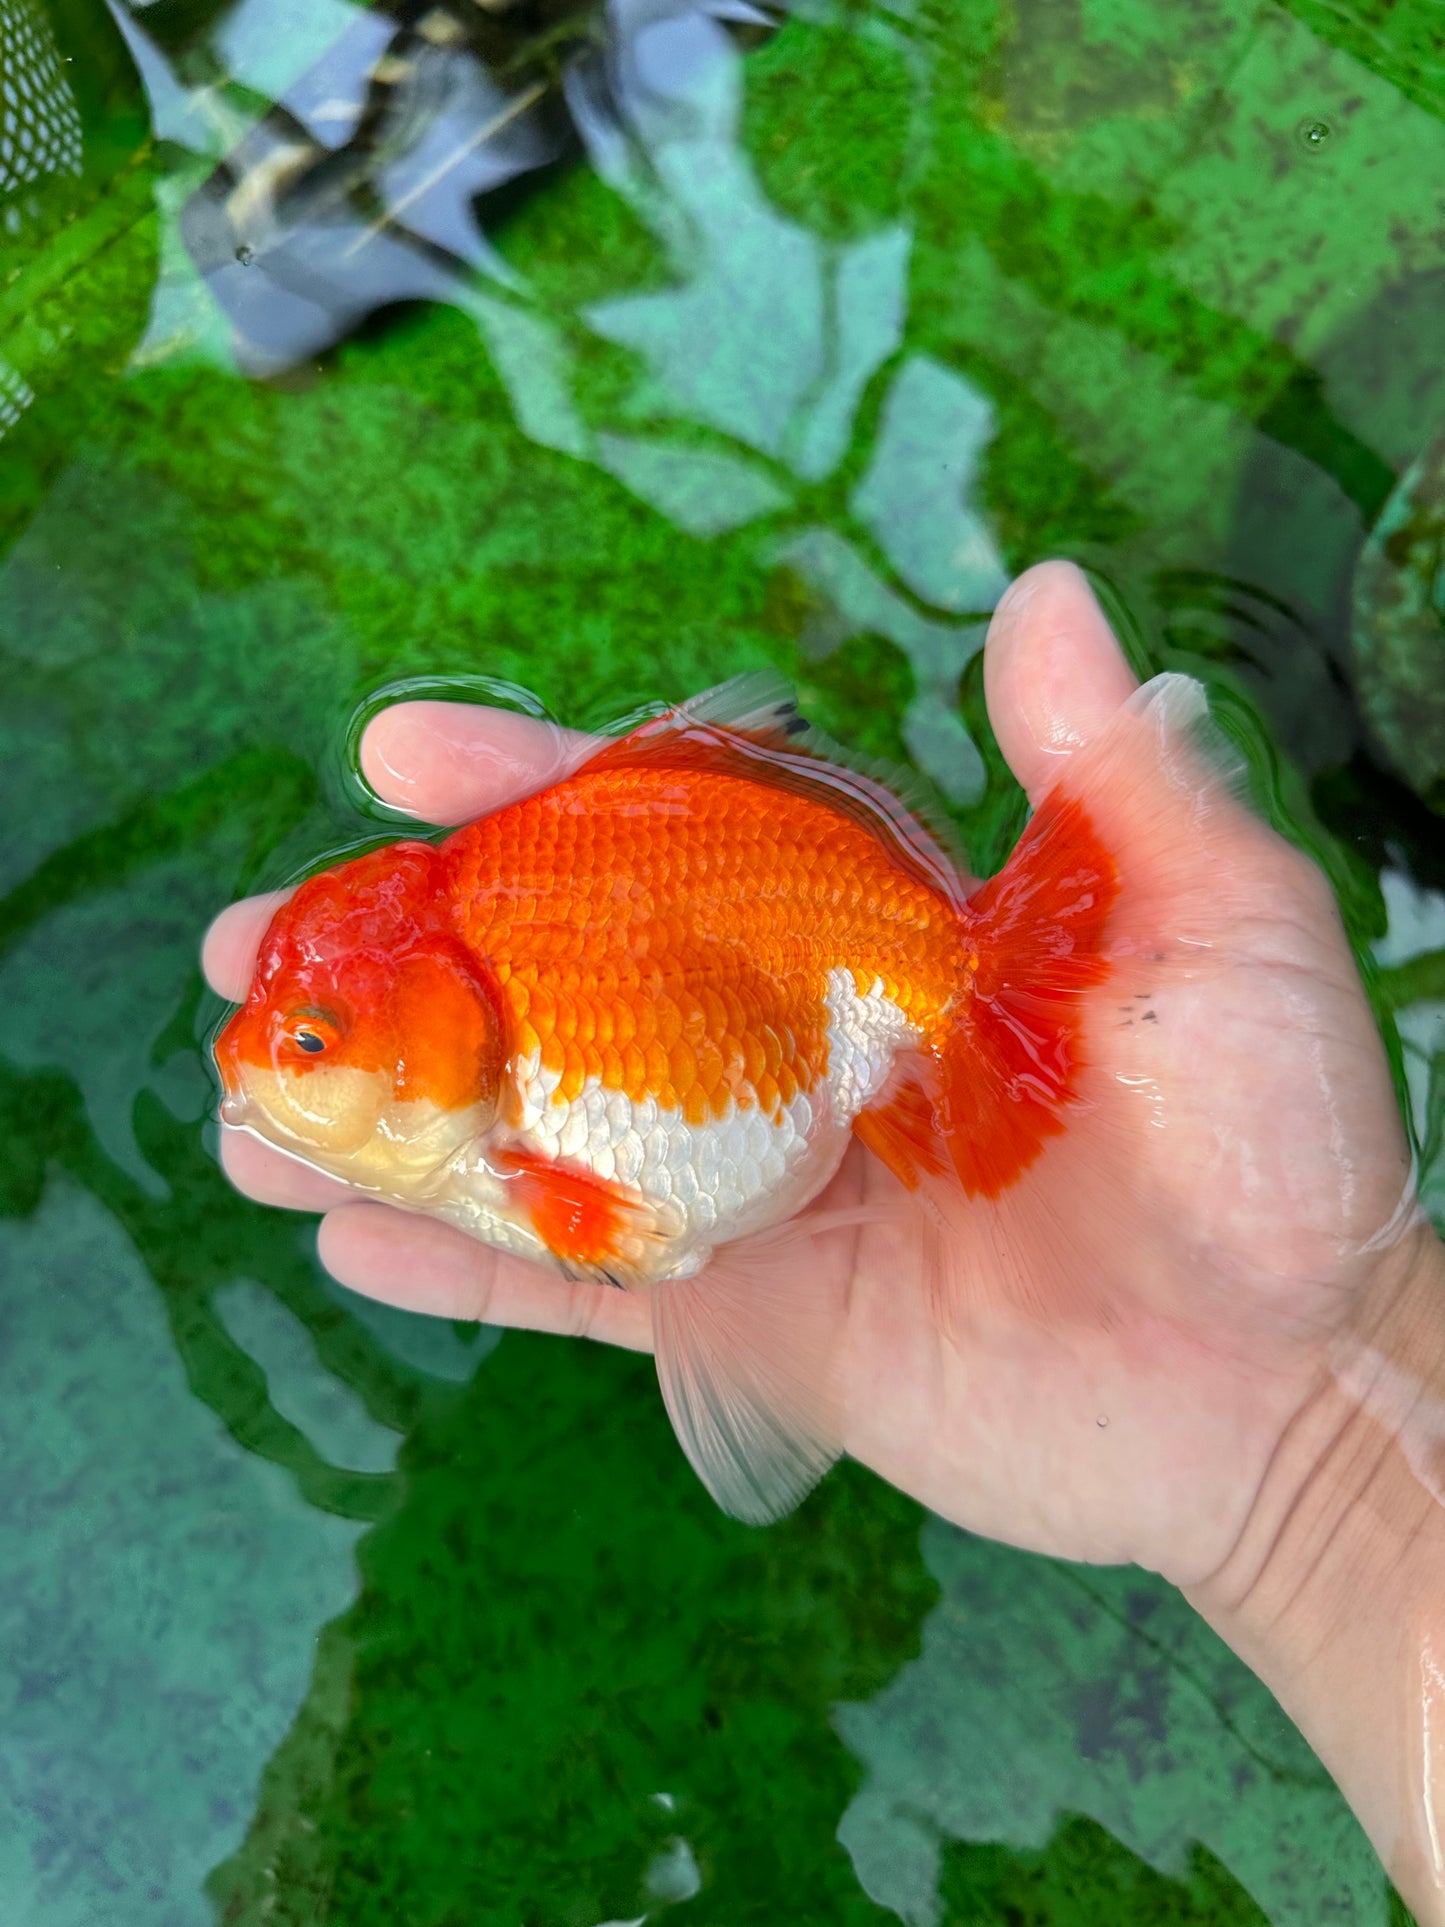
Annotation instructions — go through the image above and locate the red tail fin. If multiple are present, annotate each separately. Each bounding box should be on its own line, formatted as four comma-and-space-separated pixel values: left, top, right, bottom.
856, 793, 1119, 1203
946, 794, 1119, 1198
854, 673, 1257, 1324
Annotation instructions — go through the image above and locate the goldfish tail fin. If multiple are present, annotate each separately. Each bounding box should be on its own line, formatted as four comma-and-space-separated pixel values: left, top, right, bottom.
648, 1202, 901, 1523
856, 672, 1254, 1326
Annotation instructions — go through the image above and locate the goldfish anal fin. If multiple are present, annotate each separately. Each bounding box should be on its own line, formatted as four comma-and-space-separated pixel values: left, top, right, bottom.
853, 1064, 950, 1191
494, 1146, 660, 1277
580, 673, 973, 899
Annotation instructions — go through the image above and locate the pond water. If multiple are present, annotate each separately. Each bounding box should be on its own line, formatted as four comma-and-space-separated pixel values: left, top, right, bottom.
2, 0, 1443, 1921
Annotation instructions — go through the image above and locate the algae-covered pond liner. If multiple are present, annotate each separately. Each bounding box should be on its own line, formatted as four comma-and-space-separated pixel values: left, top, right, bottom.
3, 0, 1444, 1919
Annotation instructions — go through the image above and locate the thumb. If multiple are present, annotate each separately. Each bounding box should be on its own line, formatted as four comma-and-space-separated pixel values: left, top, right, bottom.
983, 561, 1141, 806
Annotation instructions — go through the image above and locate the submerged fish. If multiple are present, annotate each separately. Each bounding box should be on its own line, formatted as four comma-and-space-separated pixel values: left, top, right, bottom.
217, 672, 1213, 1519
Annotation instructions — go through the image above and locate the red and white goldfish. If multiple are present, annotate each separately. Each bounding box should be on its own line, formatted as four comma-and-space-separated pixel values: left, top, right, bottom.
216, 671, 1223, 1520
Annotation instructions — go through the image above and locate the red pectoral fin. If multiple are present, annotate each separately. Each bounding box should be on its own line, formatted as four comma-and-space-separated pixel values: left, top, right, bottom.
494, 1146, 646, 1273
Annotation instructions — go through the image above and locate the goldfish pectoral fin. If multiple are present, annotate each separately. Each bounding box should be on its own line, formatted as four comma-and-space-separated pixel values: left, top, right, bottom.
649, 1222, 856, 1525
493, 1146, 670, 1279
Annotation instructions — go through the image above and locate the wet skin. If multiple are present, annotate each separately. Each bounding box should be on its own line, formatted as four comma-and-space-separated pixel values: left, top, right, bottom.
206, 560, 1445, 1915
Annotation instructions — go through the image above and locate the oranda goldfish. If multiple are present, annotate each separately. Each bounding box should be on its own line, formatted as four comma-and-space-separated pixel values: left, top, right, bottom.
217, 671, 1221, 1520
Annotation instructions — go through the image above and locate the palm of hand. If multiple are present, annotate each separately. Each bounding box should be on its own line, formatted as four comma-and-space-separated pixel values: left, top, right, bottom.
205, 565, 1412, 1586
833, 582, 1410, 1582
834, 847, 1406, 1584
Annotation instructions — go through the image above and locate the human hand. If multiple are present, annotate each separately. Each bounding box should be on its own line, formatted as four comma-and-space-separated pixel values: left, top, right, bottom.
206, 560, 1420, 1577
206, 556, 1445, 1911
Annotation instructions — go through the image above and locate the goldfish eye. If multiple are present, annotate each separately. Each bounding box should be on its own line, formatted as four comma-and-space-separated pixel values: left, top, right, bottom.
281, 1006, 344, 1058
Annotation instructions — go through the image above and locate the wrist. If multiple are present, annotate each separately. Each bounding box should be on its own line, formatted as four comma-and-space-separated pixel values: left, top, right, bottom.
1186, 1223, 1445, 1919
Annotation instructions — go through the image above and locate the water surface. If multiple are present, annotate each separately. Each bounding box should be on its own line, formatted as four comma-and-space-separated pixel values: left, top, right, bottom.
2, 0, 1443, 1919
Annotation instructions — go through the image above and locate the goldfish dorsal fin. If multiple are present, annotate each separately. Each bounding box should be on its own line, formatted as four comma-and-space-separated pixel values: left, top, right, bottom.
674, 670, 809, 743
586, 674, 976, 900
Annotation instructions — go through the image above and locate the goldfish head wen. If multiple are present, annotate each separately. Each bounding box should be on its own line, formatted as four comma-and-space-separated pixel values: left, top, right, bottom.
216, 842, 508, 1191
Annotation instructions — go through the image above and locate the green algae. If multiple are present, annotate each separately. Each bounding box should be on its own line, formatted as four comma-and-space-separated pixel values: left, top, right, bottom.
835, 1524, 1387, 1925
0, 0, 158, 533
205, 1338, 936, 1927
938, 1817, 1273, 1926
2, 0, 1444, 1920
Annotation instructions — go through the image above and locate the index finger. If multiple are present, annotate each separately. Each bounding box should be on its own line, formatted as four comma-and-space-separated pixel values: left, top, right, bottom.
318, 1200, 654, 1351
203, 889, 292, 1002
203, 707, 598, 1002
360, 702, 595, 824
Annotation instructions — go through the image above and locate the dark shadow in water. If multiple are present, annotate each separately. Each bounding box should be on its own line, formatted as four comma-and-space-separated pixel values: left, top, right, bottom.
938, 1814, 1270, 1927
833, 1525, 1393, 1926
1274, 0, 1445, 128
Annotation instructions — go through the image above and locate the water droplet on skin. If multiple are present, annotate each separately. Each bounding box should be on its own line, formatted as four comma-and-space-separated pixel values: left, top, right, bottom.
1296, 116, 1332, 153
235, 244, 255, 267
1096, 1414, 1110, 1428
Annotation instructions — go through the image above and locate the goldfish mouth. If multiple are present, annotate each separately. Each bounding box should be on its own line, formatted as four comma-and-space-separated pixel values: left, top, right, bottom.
214, 1012, 247, 1113
213, 1009, 487, 1184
